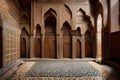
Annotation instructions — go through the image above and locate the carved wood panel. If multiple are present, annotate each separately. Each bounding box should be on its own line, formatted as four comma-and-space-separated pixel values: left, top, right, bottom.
76, 40, 81, 58
63, 36, 72, 58
20, 38, 26, 58
44, 36, 56, 58
34, 39, 41, 57
85, 41, 92, 57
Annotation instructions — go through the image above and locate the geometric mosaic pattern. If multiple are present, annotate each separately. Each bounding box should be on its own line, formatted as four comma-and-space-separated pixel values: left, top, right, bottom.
12, 60, 120, 80
25, 60, 102, 77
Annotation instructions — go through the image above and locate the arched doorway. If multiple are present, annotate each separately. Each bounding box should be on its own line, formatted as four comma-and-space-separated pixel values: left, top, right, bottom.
62, 22, 72, 58
76, 39, 81, 58
20, 28, 29, 58
44, 9, 57, 58
20, 38, 26, 58
34, 24, 41, 57
97, 14, 102, 58
85, 30, 92, 57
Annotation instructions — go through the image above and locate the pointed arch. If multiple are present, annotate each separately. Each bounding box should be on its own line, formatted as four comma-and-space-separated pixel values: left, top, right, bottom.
76, 8, 93, 34
44, 8, 57, 20
35, 24, 41, 37
20, 27, 29, 58
76, 9, 85, 16
20, 14, 29, 23
44, 8, 57, 58
76, 27, 81, 36
61, 21, 71, 31
21, 27, 29, 36
64, 4, 72, 19
44, 9, 56, 36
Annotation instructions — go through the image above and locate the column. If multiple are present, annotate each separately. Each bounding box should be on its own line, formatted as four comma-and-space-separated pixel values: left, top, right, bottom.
72, 36, 76, 59
30, 35, 34, 58
41, 34, 44, 58
57, 34, 63, 59
81, 34, 85, 58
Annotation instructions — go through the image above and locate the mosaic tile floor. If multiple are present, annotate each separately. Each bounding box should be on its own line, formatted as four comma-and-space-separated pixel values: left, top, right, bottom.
26, 61, 101, 77
11, 60, 120, 80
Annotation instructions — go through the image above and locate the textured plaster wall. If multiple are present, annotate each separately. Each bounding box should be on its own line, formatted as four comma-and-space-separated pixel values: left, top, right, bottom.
111, 1, 119, 32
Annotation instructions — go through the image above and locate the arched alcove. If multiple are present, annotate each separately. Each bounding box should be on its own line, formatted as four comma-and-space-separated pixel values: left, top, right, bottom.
76, 39, 81, 58
44, 9, 57, 58
97, 14, 102, 58
0, 14, 3, 68
20, 28, 29, 58
85, 30, 92, 57
34, 24, 41, 57
76, 27, 81, 36
20, 14, 29, 23
62, 21, 72, 58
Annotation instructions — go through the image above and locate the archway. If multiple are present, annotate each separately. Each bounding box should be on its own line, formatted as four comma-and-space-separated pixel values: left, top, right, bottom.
44, 9, 57, 58
0, 15, 3, 68
34, 24, 41, 57
96, 14, 102, 58
20, 28, 29, 58
76, 39, 81, 58
62, 21, 72, 58
85, 30, 92, 57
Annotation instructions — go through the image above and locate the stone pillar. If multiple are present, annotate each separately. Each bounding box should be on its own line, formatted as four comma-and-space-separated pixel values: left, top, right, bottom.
41, 34, 44, 58
30, 1, 35, 58
72, 36, 76, 59
26, 37, 29, 58
30, 35, 34, 58
81, 34, 85, 58
56, 34, 59, 59
57, 34, 63, 59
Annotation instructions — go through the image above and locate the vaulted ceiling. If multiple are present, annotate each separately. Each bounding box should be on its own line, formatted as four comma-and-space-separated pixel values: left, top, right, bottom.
17, 0, 32, 7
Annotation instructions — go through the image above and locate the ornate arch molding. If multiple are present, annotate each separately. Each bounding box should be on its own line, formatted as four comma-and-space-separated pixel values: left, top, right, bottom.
61, 21, 72, 36
61, 21, 72, 30
64, 4, 72, 19
77, 8, 93, 32
44, 8, 57, 20
76, 27, 82, 36
20, 14, 29, 23
35, 24, 41, 36
21, 27, 29, 36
